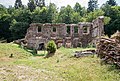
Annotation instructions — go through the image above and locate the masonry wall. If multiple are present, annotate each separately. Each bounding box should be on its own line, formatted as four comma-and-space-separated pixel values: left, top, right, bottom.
25, 16, 104, 49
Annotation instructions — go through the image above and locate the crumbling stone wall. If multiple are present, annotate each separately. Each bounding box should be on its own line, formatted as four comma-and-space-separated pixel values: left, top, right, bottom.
24, 16, 104, 49
92, 16, 104, 46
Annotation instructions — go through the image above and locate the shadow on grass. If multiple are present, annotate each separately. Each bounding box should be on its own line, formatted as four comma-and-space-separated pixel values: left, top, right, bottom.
18, 45, 46, 57
100, 59, 120, 72
30, 50, 46, 57
107, 64, 120, 72
44, 53, 55, 58
33, 54, 45, 57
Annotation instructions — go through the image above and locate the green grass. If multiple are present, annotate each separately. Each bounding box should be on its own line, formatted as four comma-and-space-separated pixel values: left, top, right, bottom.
0, 43, 120, 81
0, 43, 32, 59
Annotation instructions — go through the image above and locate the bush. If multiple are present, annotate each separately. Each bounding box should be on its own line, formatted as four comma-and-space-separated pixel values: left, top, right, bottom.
46, 40, 57, 54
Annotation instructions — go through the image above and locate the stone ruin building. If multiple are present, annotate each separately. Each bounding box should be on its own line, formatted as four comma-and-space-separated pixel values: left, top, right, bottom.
24, 16, 104, 50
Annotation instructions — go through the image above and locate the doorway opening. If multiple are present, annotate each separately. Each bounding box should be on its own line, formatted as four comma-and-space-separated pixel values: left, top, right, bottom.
38, 43, 45, 50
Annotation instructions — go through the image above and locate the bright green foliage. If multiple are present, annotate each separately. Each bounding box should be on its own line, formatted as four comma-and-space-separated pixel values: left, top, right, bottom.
85, 9, 110, 25
58, 5, 74, 24
12, 8, 31, 23
47, 3, 58, 23
32, 7, 47, 23
72, 12, 82, 23
104, 16, 111, 25
63, 5, 74, 24
86, 9, 105, 22
46, 40, 57, 53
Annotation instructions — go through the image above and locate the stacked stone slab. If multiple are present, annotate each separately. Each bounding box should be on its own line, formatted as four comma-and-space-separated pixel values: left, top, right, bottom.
24, 16, 104, 49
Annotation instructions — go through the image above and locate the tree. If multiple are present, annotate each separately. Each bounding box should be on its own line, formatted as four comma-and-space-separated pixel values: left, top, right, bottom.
10, 19, 29, 40
87, 0, 98, 12
104, 6, 120, 36
72, 12, 81, 23
8, 8, 31, 40
12, 8, 31, 23
107, 0, 117, 6
74, 3, 83, 16
74, 2, 82, 12
85, 9, 105, 22
101, 0, 119, 36
65, 5, 74, 24
47, 3, 58, 23
81, 7, 88, 17
7, 6, 15, 15
101, 3, 112, 16
14, 0, 23, 9
31, 7, 47, 23
0, 4, 7, 14
35, 0, 45, 7
57, 6, 65, 23
0, 0, 119, 42
0, 4, 12, 42
58, 5, 74, 24
28, 0, 36, 12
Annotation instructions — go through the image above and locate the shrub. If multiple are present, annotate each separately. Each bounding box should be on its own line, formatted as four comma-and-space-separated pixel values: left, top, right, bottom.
46, 40, 57, 54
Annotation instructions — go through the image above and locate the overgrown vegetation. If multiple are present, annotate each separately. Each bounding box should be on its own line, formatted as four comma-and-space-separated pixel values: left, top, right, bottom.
0, 43, 120, 81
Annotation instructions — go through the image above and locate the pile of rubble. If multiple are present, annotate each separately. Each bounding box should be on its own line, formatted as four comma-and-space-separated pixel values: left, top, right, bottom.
74, 50, 95, 58
97, 31, 120, 67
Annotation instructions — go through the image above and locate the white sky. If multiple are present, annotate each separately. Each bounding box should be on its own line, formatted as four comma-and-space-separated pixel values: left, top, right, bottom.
0, 0, 120, 8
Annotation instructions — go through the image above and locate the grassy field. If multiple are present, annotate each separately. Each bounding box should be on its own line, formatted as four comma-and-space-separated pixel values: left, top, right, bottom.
0, 43, 120, 81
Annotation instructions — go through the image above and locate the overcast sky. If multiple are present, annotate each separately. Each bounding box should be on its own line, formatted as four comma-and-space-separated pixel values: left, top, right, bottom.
0, 0, 120, 8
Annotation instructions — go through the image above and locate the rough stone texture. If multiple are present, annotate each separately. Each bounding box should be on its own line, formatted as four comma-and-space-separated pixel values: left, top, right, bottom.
24, 16, 104, 49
